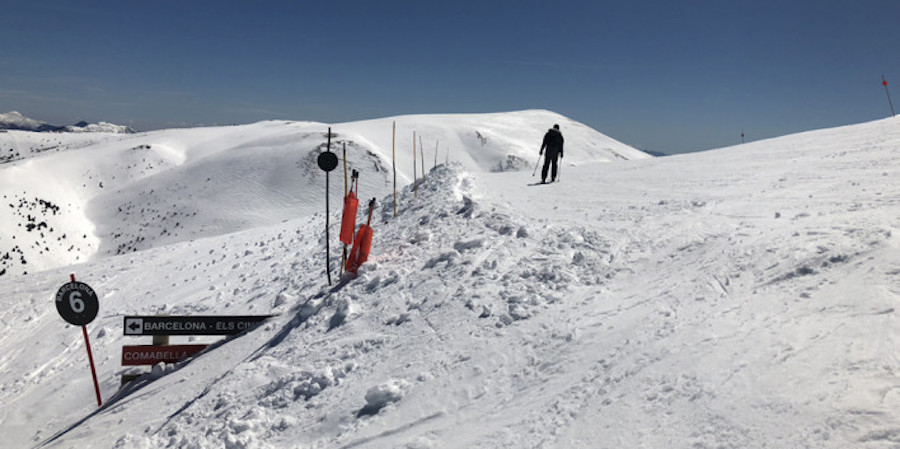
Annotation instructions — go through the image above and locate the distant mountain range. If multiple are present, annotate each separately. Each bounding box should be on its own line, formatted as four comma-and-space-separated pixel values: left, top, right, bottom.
0, 111, 135, 133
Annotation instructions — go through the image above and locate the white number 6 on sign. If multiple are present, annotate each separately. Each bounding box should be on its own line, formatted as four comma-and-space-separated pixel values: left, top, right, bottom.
69, 291, 85, 314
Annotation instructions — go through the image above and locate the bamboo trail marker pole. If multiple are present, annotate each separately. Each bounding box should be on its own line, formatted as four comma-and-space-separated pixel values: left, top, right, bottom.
434, 140, 439, 170
55, 273, 102, 407
883, 75, 896, 117
419, 135, 425, 180
392, 122, 397, 217
413, 131, 418, 197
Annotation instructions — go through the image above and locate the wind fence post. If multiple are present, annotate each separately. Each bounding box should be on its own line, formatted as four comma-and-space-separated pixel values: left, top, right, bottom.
434, 140, 439, 169
419, 136, 425, 180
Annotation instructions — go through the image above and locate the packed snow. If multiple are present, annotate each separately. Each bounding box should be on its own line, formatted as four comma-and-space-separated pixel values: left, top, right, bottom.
0, 110, 897, 449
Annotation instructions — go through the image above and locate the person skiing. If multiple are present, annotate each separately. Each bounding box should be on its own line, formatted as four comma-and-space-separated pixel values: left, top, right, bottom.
539, 124, 564, 183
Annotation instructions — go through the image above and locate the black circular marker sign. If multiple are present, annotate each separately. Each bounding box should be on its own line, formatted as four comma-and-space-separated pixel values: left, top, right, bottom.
55, 281, 99, 326
317, 151, 338, 172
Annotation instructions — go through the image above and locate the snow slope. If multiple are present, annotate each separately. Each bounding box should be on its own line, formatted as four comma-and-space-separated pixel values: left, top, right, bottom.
0, 109, 644, 278
0, 112, 897, 449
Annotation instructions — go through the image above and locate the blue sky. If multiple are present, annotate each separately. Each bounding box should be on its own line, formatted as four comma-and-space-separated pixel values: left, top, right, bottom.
2, 0, 899, 154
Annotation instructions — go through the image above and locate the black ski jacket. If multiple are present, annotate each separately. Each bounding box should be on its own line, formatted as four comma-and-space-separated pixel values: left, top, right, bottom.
540, 128, 564, 157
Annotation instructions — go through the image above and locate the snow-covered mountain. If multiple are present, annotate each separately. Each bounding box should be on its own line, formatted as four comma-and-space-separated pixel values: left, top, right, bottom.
0, 111, 61, 132
63, 121, 136, 134
0, 111, 896, 449
0, 111, 135, 134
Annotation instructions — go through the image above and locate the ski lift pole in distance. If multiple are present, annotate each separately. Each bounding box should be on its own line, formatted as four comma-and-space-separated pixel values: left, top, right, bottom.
346, 198, 376, 274
317, 127, 339, 286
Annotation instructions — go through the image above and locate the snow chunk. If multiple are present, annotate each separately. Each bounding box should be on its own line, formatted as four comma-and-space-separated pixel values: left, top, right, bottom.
359, 379, 409, 416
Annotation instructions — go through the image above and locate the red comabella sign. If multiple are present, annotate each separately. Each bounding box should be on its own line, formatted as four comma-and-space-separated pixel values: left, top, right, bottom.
121, 344, 209, 366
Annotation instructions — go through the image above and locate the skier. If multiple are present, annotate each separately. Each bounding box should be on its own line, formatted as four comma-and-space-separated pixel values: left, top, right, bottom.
539, 124, 564, 183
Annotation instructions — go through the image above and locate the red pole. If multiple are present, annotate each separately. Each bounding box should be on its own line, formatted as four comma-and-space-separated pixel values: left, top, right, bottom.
82, 325, 102, 407
883, 75, 896, 117
71, 273, 102, 407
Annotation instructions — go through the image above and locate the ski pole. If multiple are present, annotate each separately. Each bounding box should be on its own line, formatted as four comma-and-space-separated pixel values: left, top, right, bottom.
532, 152, 543, 176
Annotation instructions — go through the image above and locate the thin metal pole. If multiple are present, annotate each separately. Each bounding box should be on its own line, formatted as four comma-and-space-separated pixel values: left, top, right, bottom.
341, 142, 347, 275
70, 273, 101, 407
325, 128, 332, 286
343, 142, 348, 197
883, 75, 896, 117
82, 325, 102, 407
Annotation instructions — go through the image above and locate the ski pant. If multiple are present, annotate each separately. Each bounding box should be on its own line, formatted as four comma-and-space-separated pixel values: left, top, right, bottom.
541, 151, 560, 182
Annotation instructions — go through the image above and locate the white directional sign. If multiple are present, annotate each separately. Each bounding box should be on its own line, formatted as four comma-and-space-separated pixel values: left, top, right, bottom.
123, 315, 273, 336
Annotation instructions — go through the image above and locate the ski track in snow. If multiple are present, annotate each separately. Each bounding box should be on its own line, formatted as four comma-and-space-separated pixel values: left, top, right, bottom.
0, 113, 898, 449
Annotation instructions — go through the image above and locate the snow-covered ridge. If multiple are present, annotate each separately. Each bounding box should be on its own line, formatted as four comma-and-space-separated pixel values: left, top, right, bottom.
0, 111, 135, 133
0, 111, 58, 132
0, 110, 645, 278
63, 121, 136, 134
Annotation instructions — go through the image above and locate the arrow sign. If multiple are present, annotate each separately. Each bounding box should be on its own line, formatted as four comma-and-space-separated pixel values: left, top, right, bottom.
123, 315, 273, 336
125, 318, 143, 335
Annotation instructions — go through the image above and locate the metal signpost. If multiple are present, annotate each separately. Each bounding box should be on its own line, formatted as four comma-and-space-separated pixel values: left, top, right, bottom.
55, 274, 102, 407
317, 127, 339, 285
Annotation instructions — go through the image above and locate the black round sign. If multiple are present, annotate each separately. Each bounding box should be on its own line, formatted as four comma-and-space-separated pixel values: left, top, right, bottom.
317, 151, 338, 172
55, 281, 99, 326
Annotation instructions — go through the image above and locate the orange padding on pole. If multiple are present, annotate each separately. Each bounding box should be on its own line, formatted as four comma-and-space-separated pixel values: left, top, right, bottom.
346, 198, 375, 274
340, 191, 358, 245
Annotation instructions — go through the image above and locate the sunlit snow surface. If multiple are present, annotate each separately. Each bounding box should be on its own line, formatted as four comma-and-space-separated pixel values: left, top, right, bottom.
0, 111, 897, 449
